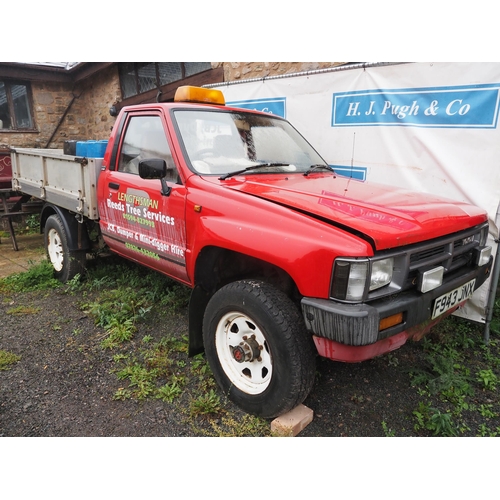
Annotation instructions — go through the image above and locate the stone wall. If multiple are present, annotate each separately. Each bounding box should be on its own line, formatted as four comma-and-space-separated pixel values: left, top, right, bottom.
0, 65, 121, 150
1, 62, 344, 151
217, 62, 345, 82
0, 80, 74, 150
47, 65, 121, 148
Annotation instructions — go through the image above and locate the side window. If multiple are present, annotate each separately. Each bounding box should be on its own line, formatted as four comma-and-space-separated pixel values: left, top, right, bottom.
0, 80, 35, 130
118, 115, 179, 183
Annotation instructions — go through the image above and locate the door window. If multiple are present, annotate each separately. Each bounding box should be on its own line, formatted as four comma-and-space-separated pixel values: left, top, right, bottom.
118, 115, 179, 183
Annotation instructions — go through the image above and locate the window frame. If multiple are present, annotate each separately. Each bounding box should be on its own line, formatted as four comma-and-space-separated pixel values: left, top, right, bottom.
0, 79, 36, 132
117, 112, 181, 184
118, 63, 213, 100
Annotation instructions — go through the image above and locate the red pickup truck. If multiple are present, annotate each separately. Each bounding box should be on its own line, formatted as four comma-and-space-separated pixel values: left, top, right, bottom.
10, 86, 493, 418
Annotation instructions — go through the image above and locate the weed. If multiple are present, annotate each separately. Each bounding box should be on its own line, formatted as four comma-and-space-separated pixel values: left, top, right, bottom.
101, 318, 136, 348
6, 305, 41, 315
490, 298, 500, 335
478, 404, 497, 418
20, 214, 41, 234
116, 363, 158, 400
113, 388, 132, 401
0, 261, 60, 294
112, 353, 129, 362
204, 414, 272, 437
381, 420, 396, 437
191, 354, 210, 376
410, 352, 473, 396
142, 344, 173, 378
156, 381, 183, 402
386, 354, 399, 367
476, 423, 498, 437
190, 389, 222, 417
413, 402, 457, 436
65, 274, 82, 294
476, 369, 498, 390
0, 350, 21, 370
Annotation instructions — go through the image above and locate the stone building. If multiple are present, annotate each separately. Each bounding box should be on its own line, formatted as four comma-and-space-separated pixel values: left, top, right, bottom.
0, 62, 343, 152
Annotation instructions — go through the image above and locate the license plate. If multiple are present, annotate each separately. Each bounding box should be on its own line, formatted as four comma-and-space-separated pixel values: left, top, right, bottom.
431, 279, 476, 320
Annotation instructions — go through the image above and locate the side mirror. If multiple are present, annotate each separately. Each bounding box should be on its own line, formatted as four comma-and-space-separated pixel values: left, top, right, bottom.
138, 158, 171, 196
138, 158, 167, 179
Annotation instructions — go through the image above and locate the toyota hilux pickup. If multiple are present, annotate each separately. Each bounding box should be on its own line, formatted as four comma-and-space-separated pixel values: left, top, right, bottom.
10, 85, 493, 418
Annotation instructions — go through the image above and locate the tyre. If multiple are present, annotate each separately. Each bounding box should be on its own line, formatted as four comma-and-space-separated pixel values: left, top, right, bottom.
203, 280, 316, 418
44, 214, 86, 282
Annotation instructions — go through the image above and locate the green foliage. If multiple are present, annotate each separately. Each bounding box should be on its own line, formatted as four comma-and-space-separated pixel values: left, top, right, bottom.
0, 350, 21, 370
410, 351, 473, 396
478, 403, 497, 418
476, 424, 500, 437
476, 369, 498, 390
381, 420, 396, 437
6, 305, 41, 315
19, 214, 41, 234
189, 389, 222, 417
116, 363, 159, 400
0, 260, 61, 294
491, 298, 500, 335
76, 258, 191, 348
156, 381, 183, 402
205, 414, 273, 437
410, 299, 500, 436
413, 402, 457, 436
113, 388, 132, 401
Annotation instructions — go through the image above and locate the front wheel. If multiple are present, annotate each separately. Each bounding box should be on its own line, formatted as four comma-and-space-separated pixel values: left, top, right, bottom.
203, 280, 316, 418
44, 214, 86, 282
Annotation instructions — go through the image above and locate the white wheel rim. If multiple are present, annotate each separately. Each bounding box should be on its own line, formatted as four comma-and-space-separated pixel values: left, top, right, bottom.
47, 228, 64, 272
215, 311, 272, 395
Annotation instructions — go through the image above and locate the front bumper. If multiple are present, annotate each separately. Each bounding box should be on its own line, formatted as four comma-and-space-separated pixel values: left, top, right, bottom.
301, 256, 493, 349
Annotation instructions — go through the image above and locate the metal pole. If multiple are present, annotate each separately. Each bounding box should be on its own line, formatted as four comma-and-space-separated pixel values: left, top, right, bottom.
484, 207, 500, 344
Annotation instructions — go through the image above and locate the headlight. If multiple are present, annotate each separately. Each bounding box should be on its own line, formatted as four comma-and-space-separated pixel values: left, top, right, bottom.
479, 225, 489, 246
370, 258, 394, 291
331, 257, 394, 302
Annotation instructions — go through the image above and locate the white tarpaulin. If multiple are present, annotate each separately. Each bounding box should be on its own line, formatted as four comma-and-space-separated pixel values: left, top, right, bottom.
212, 62, 500, 323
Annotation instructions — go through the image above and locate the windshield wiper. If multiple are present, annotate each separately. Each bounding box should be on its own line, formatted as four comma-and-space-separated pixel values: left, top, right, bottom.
303, 164, 336, 176
219, 162, 290, 180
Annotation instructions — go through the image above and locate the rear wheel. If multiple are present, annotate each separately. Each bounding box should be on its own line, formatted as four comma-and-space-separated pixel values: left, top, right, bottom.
44, 214, 86, 282
203, 280, 316, 418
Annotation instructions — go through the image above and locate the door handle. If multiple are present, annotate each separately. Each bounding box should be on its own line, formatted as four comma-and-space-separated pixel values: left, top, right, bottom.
109, 182, 120, 190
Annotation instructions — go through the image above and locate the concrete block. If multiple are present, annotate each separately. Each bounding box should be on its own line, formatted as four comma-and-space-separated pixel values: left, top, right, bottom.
271, 404, 314, 436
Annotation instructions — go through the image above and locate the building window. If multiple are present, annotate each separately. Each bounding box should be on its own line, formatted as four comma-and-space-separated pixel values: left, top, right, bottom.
0, 80, 34, 130
118, 62, 212, 99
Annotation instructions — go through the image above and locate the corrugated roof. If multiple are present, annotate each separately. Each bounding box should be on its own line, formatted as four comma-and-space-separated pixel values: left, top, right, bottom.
14, 62, 82, 71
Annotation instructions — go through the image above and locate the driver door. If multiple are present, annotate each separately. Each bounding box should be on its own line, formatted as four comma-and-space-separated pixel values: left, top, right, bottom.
99, 112, 189, 283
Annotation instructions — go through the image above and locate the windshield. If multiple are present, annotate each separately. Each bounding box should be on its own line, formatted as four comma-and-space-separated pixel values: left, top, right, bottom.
173, 109, 328, 175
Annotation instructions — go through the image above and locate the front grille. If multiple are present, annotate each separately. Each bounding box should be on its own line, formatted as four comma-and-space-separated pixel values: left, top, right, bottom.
367, 222, 488, 301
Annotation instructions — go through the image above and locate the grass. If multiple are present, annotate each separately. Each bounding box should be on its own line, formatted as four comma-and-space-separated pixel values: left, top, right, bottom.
0, 350, 21, 370
6, 305, 41, 315
0, 260, 61, 294
406, 289, 500, 436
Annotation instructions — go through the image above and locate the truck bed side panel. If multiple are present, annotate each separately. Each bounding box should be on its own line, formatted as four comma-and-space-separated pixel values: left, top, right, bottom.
11, 148, 101, 220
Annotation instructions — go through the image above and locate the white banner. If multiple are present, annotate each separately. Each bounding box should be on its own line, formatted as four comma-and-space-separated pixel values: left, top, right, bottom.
214, 62, 500, 322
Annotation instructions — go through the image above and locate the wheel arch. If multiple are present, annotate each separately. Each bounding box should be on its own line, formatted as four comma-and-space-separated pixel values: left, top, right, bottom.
188, 245, 301, 356
41, 204, 91, 252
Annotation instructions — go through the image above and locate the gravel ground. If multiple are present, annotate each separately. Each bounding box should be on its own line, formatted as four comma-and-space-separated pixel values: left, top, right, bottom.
0, 285, 427, 437
0, 261, 498, 437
